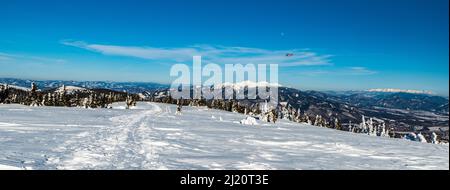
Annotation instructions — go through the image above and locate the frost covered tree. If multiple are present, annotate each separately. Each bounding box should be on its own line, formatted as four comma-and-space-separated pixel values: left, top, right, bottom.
431, 132, 439, 144
125, 94, 136, 109
0, 84, 13, 104
306, 114, 312, 125
380, 122, 390, 137
50, 93, 56, 106
253, 103, 261, 115
285, 106, 294, 121
74, 94, 80, 107
368, 118, 376, 136
295, 108, 301, 122
231, 101, 239, 113
0, 84, 7, 103
59, 85, 68, 107
348, 121, 353, 132
278, 102, 287, 119
360, 115, 367, 133
417, 133, 427, 143
269, 109, 277, 123
88, 94, 95, 108
314, 115, 320, 126
41, 93, 48, 106
405, 132, 418, 141
29, 82, 41, 107
334, 118, 341, 130
83, 97, 90, 108
260, 101, 270, 122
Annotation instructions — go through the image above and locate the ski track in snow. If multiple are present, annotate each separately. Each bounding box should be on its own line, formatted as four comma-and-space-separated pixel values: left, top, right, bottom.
0, 102, 448, 170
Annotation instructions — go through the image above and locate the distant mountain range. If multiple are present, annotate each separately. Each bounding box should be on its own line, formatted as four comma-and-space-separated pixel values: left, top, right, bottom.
260, 86, 447, 132
366, 88, 435, 95
0, 78, 168, 94
324, 90, 449, 113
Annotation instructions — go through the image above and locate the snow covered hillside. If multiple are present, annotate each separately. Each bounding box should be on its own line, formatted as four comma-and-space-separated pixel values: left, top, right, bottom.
0, 102, 448, 170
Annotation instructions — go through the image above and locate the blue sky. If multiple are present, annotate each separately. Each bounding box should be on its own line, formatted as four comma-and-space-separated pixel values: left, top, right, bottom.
0, 0, 448, 95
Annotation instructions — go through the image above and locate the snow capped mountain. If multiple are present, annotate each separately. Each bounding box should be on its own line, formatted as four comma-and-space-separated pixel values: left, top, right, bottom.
367, 88, 434, 95
214, 80, 282, 89
55, 85, 90, 94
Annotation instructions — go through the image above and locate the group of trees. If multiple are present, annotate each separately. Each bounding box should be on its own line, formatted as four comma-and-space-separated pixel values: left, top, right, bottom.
404, 131, 443, 144
273, 102, 344, 130
1, 83, 137, 109
1, 83, 37, 105
349, 115, 391, 137
152, 93, 346, 129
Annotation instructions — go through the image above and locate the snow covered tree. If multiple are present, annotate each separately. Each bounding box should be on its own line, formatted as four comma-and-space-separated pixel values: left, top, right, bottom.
260, 101, 270, 122
314, 115, 320, 126
334, 118, 341, 130
49, 93, 55, 106
88, 94, 95, 108
286, 106, 294, 121
269, 109, 277, 123
231, 101, 239, 113
368, 118, 376, 136
0, 84, 10, 104
417, 133, 427, 143
306, 114, 312, 125
431, 132, 439, 144
360, 115, 367, 133
41, 93, 48, 106
379, 122, 389, 137
82, 97, 90, 108
59, 85, 69, 107
29, 82, 41, 107
125, 94, 135, 109
348, 121, 354, 132
405, 132, 418, 141
74, 94, 80, 107
295, 108, 301, 122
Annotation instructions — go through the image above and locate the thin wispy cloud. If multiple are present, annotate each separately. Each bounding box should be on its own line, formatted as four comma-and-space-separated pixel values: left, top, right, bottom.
0, 56, 11, 61
0, 52, 15, 61
61, 40, 332, 67
0, 52, 66, 64
346, 67, 377, 75
297, 67, 377, 76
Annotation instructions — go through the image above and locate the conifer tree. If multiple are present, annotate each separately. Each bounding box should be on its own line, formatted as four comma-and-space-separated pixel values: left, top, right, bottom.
334, 118, 341, 130
431, 132, 439, 144
417, 133, 427, 143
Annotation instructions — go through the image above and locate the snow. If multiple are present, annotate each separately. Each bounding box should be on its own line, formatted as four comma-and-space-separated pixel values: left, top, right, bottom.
240, 116, 258, 125
0, 83, 30, 91
0, 164, 23, 170
215, 81, 281, 89
367, 88, 434, 95
55, 85, 90, 94
0, 102, 448, 170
